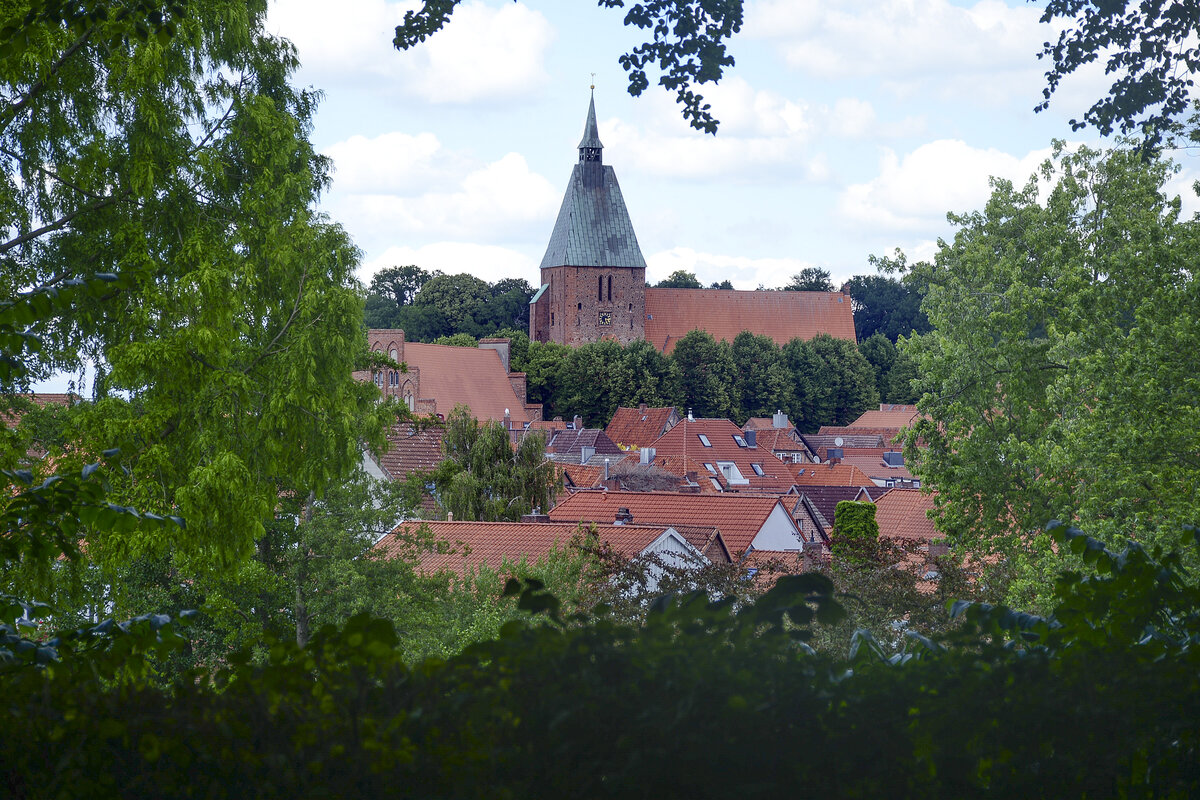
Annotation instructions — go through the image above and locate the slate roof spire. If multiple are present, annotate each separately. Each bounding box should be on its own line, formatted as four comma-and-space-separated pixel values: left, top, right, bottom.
578, 89, 603, 163
538, 89, 646, 270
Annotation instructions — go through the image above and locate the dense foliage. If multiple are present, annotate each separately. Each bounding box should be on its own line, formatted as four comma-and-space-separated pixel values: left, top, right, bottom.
506, 327, 878, 429
4, 523, 1198, 798
1036, 0, 1200, 144
901, 144, 1199, 607
423, 405, 557, 522
364, 271, 534, 339
0, 0, 388, 567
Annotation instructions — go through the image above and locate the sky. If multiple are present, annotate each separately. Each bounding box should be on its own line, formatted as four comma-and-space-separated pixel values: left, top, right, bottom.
264, 0, 1200, 293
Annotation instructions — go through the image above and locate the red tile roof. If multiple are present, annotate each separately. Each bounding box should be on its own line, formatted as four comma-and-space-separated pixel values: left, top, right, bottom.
873, 488, 939, 540
847, 407, 921, 428
741, 417, 776, 430
377, 519, 684, 576
817, 425, 905, 446
548, 490, 791, 556
644, 288, 857, 353
752, 428, 809, 455
649, 418, 796, 493
400, 342, 530, 425
604, 406, 678, 449
788, 461, 876, 487
376, 423, 445, 480
656, 525, 733, 563
836, 449, 914, 481
548, 428, 624, 456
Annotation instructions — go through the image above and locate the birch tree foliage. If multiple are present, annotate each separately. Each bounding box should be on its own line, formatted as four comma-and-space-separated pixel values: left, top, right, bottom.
901, 144, 1200, 604
0, 1, 389, 567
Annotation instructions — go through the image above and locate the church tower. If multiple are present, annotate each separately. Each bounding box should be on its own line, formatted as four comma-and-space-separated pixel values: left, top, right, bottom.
529, 92, 647, 346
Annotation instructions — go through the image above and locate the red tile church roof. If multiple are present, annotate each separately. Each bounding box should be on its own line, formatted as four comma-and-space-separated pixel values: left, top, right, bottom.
643, 288, 856, 353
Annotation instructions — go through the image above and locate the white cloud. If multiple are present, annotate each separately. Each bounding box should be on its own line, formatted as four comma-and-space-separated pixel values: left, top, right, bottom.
322, 133, 560, 247
597, 78, 834, 182
361, 243, 539, 286
744, 0, 1056, 107
838, 139, 1058, 230
268, 0, 553, 103
747, 0, 1044, 76
646, 247, 822, 290
324, 132, 460, 195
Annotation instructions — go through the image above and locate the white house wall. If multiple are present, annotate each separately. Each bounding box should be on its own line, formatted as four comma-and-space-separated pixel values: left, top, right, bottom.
748, 504, 805, 551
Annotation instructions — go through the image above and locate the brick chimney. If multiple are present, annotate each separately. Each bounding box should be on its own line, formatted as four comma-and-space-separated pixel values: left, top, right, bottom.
614, 507, 633, 525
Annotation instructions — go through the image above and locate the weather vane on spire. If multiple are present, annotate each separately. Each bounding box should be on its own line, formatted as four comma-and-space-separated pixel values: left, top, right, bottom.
590, 72, 596, 91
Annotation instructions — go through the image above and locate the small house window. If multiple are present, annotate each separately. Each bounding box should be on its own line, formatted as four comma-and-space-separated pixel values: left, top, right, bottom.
733, 435, 748, 447
697, 434, 712, 447
704, 463, 716, 474
751, 463, 764, 476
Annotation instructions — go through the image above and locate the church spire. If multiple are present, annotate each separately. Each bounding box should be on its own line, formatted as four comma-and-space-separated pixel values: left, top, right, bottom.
578, 89, 603, 163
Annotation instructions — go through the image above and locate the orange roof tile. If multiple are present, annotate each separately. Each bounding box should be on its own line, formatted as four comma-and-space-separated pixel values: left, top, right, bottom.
644, 288, 857, 353
836, 450, 914, 481
399, 341, 530, 425
649, 418, 796, 493
847, 407, 921, 428
376, 423, 444, 480
548, 490, 791, 556
377, 519, 681, 576
817, 425, 905, 446
752, 428, 809, 455
741, 417, 776, 430
648, 286, 864, 352
873, 488, 939, 540
788, 461, 876, 487
604, 406, 678, 449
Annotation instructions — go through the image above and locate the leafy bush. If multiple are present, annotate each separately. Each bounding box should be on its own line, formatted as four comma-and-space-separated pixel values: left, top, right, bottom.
3, 523, 1198, 798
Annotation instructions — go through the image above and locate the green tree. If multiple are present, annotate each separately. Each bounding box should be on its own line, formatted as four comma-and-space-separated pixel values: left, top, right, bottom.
475, 278, 534, 334
780, 338, 822, 432
615, 339, 683, 412
1036, 0, 1200, 144
730, 331, 792, 423
413, 273, 491, 331
429, 405, 556, 522
902, 144, 1200, 606
858, 333, 896, 402
0, 0, 388, 567
432, 333, 478, 348
655, 269, 703, 288
783, 267, 834, 292
671, 330, 737, 419
843, 272, 931, 342
368, 265, 433, 308
558, 340, 626, 427
806, 334, 879, 427
522, 340, 571, 419
393, 0, 743, 134
709, 279, 733, 290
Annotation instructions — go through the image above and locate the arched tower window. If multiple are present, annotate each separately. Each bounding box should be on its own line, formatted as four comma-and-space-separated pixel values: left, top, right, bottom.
607, 275, 612, 302
598, 275, 603, 302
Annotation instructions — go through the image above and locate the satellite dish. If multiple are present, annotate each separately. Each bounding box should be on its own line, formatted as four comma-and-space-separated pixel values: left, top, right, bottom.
834, 437, 844, 447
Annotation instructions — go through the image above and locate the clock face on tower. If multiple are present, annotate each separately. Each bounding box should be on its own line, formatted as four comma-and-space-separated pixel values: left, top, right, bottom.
598, 311, 612, 326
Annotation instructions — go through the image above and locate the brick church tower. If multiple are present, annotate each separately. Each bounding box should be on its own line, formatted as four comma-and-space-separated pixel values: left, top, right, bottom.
529, 92, 646, 346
